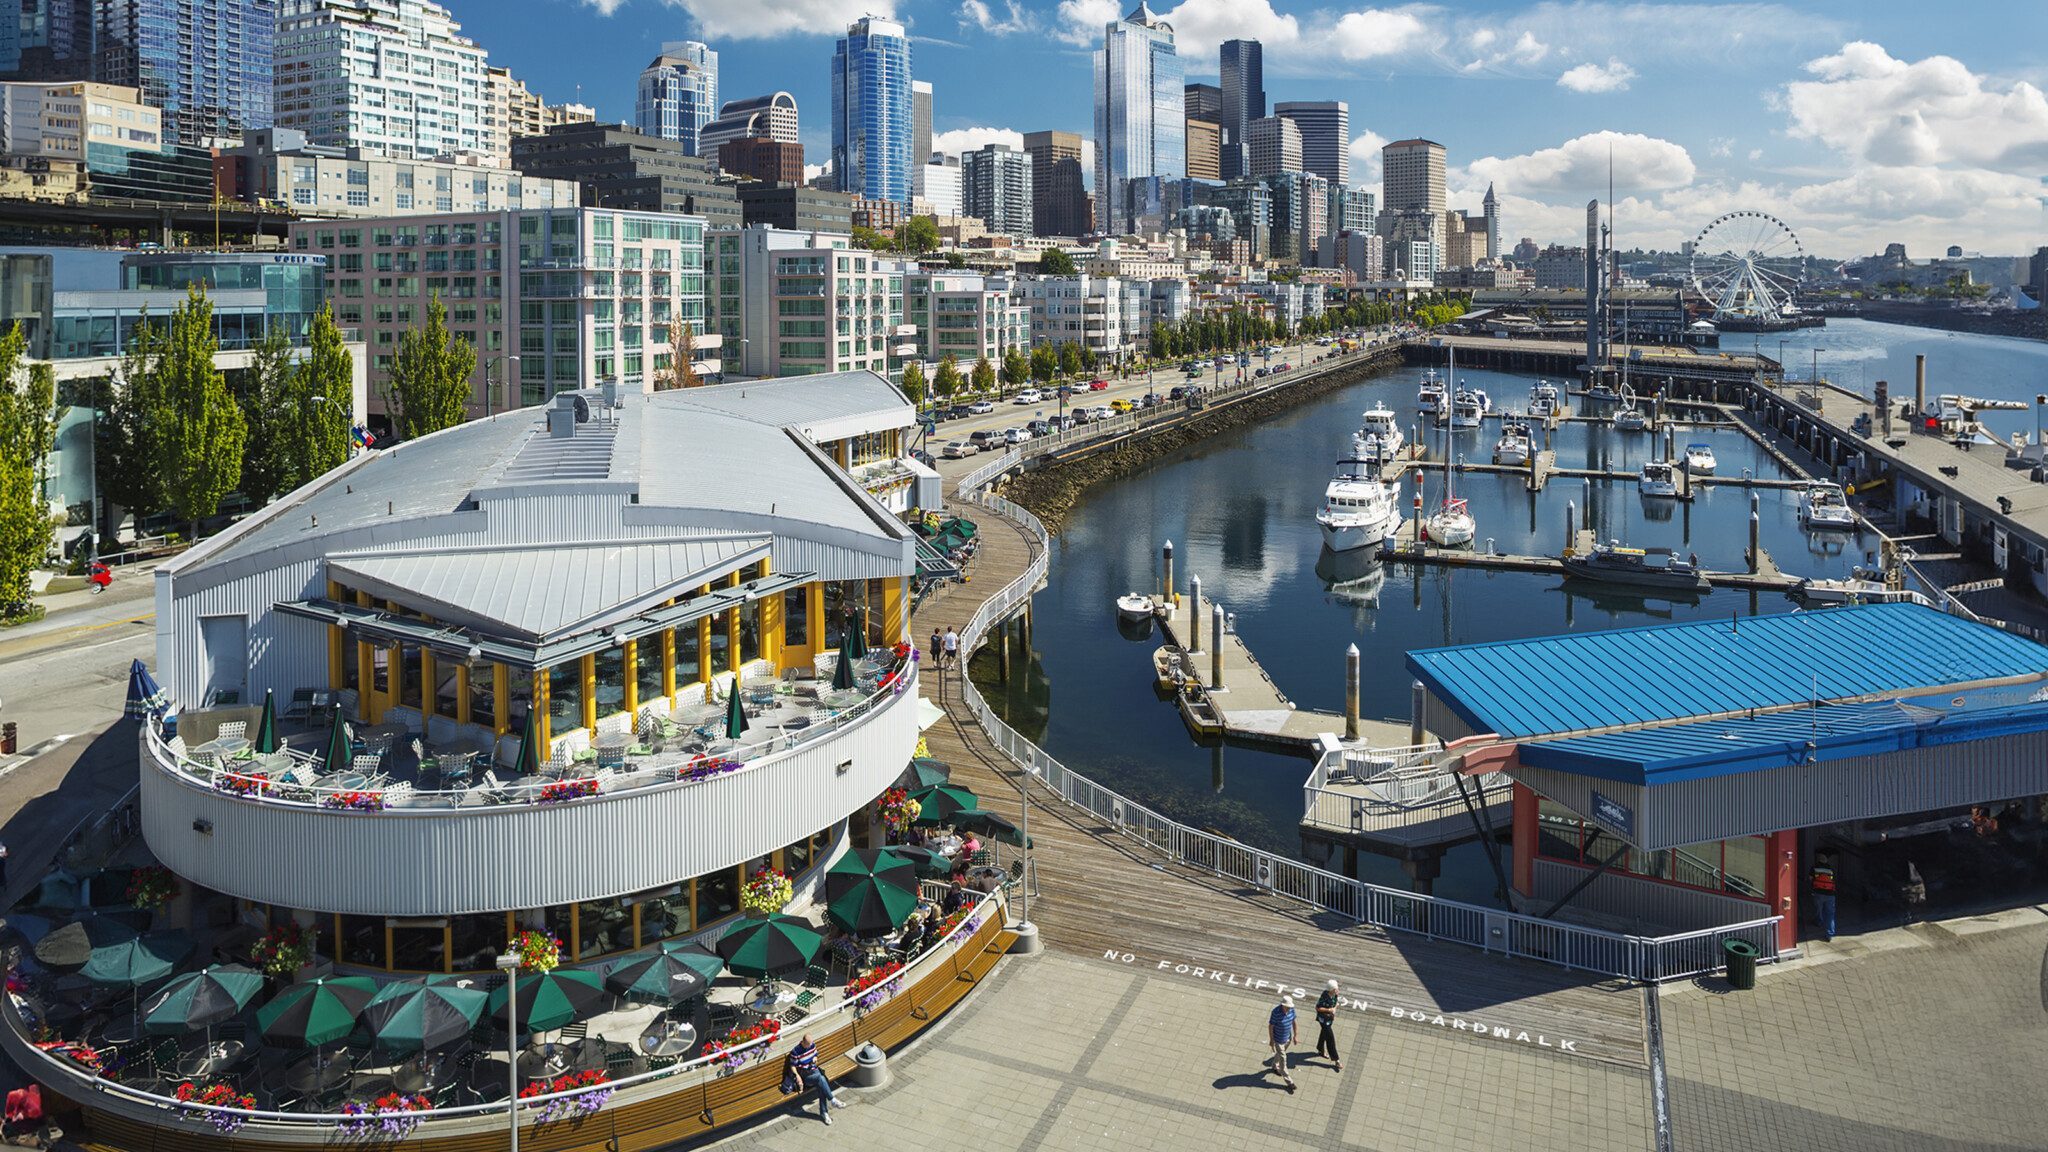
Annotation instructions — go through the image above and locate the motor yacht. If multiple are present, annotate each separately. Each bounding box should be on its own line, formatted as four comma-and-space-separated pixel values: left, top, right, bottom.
1528, 380, 1561, 419
1416, 369, 1446, 416
1316, 456, 1401, 553
1639, 460, 1678, 498
1493, 419, 1532, 466
1684, 443, 1718, 475
1449, 387, 1489, 430
1797, 482, 1856, 530
1561, 541, 1710, 592
1357, 403, 1406, 464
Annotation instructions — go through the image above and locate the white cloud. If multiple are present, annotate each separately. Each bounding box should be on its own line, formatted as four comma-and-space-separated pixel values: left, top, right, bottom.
1463, 131, 1695, 196
581, 0, 628, 14
1331, 8, 1437, 61
1160, 0, 1301, 69
1053, 0, 1118, 45
1347, 129, 1389, 187
957, 0, 1034, 36
804, 161, 831, 183
930, 126, 1025, 158
1557, 57, 1637, 93
1781, 41, 2048, 172
658, 0, 888, 40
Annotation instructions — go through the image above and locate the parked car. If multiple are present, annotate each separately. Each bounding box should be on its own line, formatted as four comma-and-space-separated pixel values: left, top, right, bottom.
942, 440, 979, 458
968, 429, 1004, 447
1005, 427, 1032, 444
1167, 385, 1187, 400
1254, 367, 1270, 378
1089, 405, 1115, 420
1110, 398, 1136, 414
1088, 378, 1110, 391
968, 400, 996, 414
910, 449, 936, 467
1026, 419, 1053, 436
1013, 389, 1042, 405
1138, 393, 1161, 409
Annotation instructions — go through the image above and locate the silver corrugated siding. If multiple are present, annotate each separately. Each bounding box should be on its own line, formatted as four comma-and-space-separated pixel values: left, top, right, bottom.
163, 557, 328, 710
1532, 860, 1767, 933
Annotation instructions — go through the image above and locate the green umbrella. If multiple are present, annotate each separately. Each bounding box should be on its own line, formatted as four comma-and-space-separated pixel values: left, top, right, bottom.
256, 976, 377, 1048
603, 950, 709, 1006
361, 976, 489, 1054
825, 850, 919, 937
831, 646, 856, 691
486, 968, 609, 1034
254, 689, 278, 754
960, 809, 1033, 849
658, 940, 726, 983
515, 706, 541, 777
907, 783, 981, 826
321, 707, 352, 770
903, 758, 951, 789
714, 915, 823, 979
844, 610, 869, 661
887, 844, 954, 878
144, 966, 265, 1035
81, 930, 192, 989
724, 679, 749, 741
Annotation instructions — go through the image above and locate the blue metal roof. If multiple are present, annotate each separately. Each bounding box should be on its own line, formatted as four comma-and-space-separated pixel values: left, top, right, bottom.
1521, 688, 2048, 785
1408, 604, 2048, 739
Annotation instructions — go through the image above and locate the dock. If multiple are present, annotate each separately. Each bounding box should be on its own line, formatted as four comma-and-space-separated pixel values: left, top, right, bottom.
1380, 527, 1799, 592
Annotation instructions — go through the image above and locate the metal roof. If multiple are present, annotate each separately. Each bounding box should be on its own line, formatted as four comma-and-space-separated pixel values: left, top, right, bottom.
1409, 604, 2048, 740
665, 372, 913, 439
329, 536, 768, 642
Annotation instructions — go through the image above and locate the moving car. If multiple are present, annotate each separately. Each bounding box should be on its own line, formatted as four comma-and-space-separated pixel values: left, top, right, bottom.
1013, 389, 1042, 405
942, 440, 979, 458
1088, 379, 1110, 391
968, 429, 1004, 448
1110, 398, 1136, 413
1088, 405, 1113, 420
1004, 427, 1033, 444
967, 400, 996, 414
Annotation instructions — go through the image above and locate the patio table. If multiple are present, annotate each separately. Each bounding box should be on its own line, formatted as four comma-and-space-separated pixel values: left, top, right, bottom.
175, 1040, 246, 1080
639, 1019, 696, 1058
190, 735, 250, 762
745, 983, 796, 1015
282, 1053, 352, 1094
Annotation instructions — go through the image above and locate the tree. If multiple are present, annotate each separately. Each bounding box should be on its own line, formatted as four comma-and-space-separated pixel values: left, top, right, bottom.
231, 324, 298, 505
0, 323, 58, 618
900, 361, 927, 405
96, 317, 163, 539
1029, 344, 1056, 384
942, 251, 966, 269
1038, 248, 1077, 276
897, 216, 940, 255
386, 294, 476, 440
287, 303, 354, 491
1059, 341, 1086, 378
971, 355, 996, 396
150, 285, 247, 536
658, 317, 704, 389
850, 225, 890, 252
1001, 347, 1029, 391
934, 355, 962, 400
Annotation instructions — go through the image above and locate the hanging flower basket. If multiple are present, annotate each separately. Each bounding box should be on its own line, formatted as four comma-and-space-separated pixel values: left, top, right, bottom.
321, 790, 385, 812
877, 788, 919, 834
738, 867, 793, 916
175, 1081, 254, 1134
125, 866, 180, 913
338, 1091, 433, 1139
250, 922, 317, 977
519, 1070, 613, 1121
507, 929, 562, 973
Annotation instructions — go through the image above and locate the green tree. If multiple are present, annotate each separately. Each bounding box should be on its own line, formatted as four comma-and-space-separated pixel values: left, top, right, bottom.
1029, 344, 1057, 384
850, 225, 890, 252
934, 354, 962, 400
0, 322, 58, 618
96, 318, 164, 538
231, 324, 298, 505
1058, 341, 1086, 378
1001, 347, 1030, 391
150, 285, 247, 536
971, 354, 996, 396
286, 303, 354, 492
900, 361, 927, 405
942, 251, 966, 269
897, 215, 940, 255
386, 295, 476, 440
1038, 248, 1077, 275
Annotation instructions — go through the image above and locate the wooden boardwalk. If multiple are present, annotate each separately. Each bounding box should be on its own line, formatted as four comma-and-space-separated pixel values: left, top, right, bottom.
910, 492, 1651, 1069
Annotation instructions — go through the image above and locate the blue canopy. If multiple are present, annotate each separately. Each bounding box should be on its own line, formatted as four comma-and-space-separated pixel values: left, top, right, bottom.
124, 659, 168, 718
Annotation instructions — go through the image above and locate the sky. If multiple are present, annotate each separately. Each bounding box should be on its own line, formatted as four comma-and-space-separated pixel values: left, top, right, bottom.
457, 0, 2048, 260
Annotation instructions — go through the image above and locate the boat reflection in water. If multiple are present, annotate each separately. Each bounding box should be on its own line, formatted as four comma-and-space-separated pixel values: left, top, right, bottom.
1557, 576, 1705, 622
1116, 611, 1156, 642
1316, 545, 1388, 609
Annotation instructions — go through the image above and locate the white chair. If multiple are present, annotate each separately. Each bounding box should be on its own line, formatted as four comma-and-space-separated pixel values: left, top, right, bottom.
595, 712, 633, 739
350, 754, 384, 778
218, 720, 247, 742
590, 768, 616, 793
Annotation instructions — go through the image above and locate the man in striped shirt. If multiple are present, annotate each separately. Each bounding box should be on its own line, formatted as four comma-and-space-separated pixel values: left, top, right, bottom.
1266, 995, 1298, 1093
786, 1034, 844, 1124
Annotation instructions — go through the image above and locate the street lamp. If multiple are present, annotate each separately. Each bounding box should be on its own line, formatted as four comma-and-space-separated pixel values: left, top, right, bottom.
308, 394, 355, 457
483, 354, 519, 416
495, 951, 522, 1152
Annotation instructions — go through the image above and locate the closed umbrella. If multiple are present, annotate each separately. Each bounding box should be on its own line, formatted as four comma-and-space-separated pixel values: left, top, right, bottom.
724, 678, 749, 741
33, 915, 138, 970
515, 706, 541, 777
844, 610, 869, 661
360, 977, 488, 1055
256, 976, 377, 1048
485, 969, 608, 1035
143, 966, 265, 1035
321, 707, 352, 771
254, 690, 279, 754
830, 646, 856, 692
714, 915, 823, 980
825, 850, 919, 937
603, 950, 708, 1007
657, 941, 726, 983
124, 659, 167, 718
81, 930, 192, 989
902, 758, 951, 789
907, 783, 981, 826
960, 809, 1032, 849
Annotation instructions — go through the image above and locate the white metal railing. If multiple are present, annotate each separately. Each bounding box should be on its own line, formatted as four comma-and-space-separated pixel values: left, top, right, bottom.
1301, 742, 1509, 835
2, 886, 1006, 1134
950, 434, 1782, 985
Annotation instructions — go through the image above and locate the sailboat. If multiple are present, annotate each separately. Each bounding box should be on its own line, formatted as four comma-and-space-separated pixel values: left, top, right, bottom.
1423, 419, 1476, 547
1613, 385, 1648, 432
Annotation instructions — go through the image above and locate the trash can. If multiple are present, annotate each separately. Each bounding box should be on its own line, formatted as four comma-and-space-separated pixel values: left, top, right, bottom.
1722, 938, 1759, 990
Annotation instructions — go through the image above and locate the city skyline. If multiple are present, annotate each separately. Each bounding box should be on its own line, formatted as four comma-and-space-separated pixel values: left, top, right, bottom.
457, 0, 2043, 257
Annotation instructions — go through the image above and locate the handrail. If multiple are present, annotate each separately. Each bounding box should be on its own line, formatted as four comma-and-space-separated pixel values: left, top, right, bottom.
5, 887, 1005, 1129
144, 667, 915, 814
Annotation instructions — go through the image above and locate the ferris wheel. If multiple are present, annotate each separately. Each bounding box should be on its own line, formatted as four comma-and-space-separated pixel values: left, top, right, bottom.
1689, 211, 1805, 324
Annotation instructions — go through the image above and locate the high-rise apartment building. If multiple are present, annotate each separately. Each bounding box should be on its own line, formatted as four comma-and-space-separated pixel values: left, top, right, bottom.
962, 142, 1032, 237
1245, 115, 1299, 177
1093, 2, 1183, 237
717, 137, 803, 184
1185, 116, 1220, 180
484, 65, 592, 164
1261, 170, 1326, 262
635, 41, 717, 156
1380, 137, 1445, 222
1274, 101, 1347, 186
3, 0, 96, 81
698, 92, 798, 154
275, 0, 487, 160
917, 154, 961, 218
1217, 39, 1262, 180
830, 17, 913, 205
96, 0, 275, 147
1482, 182, 1500, 262
219, 127, 576, 214
706, 226, 913, 380
1023, 129, 1090, 238
910, 79, 932, 196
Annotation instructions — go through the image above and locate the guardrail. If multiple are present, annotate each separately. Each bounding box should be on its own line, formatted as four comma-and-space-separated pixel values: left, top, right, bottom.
949, 425, 1782, 985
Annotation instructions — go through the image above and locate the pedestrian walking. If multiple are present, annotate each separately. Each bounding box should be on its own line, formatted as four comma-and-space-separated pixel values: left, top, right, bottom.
0, 839, 8, 888
928, 627, 942, 668
1314, 980, 1342, 1071
1810, 850, 1838, 942
942, 627, 959, 668
784, 1034, 843, 1124
1265, 994, 1297, 1093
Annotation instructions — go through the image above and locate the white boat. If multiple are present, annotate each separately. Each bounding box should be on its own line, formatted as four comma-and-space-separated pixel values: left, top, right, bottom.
1529, 380, 1560, 418
1684, 443, 1717, 474
1639, 460, 1678, 498
1316, 456, 1401, 553
1358, 403, 1406, 463
1449, 388, 1488, 429
1416, 369, 1446, 415
1798, 482, 1856, 530
1116, 593, 1154, 621
1493, 419, 1532, 466
1795, 571, 1923, 605
1612, 386, 1648, 432
1587, 381, 1620, 403
1423, 496, 1475, 547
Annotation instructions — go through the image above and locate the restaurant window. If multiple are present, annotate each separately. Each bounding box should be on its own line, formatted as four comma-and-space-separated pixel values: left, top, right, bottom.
506, 666, 534, 729
548, 663, 583, 733
639, 888, 691, 943
696, 867, 740, 923
738, 599, 761, 665
468, 664, 496, 728
433, 658, 459, 718
399, 641, 423, 708
783, 587, 810, 648
448, 913, 503, 972
371, 643, 392, 694
338, 914, 384, 967
1721, 836, 1768, 899
784, 834, 814, 876
577, 899, 628, 960
633, 641, 663, 707
542, 906, 575, 958
391, 922, 446, 972
707, 609, 732, 676
592, 647, 626, 719
342, 636, 360, 693
671, 623, 701, 687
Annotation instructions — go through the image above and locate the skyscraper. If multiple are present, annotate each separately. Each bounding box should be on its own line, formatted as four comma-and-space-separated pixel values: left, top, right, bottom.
962, 142, 1032, 237
699, 92, 799, 154
635, 41, 717, 156
1023, 129, 1090, 237
98, 0, 275, 147
1218, 38, 1262, 179
1380, 137, 1445, 233
1184, 117, 1220, 181
911, 79, 932, 193
830, 16, 913, 205
1244, 115, 1298, 177
274, 0, 486, 160
1274, 101, 1347, 186
1482, 183, 1500, 262
1093, 2, 1183, 237
3, 0, 96, 81
1183, 82, 1222, 123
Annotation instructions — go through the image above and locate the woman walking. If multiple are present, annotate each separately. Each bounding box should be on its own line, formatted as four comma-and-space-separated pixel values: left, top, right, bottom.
1314, 980, 1342, 1072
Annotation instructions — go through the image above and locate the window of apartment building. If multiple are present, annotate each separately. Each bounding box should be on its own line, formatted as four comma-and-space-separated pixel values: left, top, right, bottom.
551, 355, 575, 381
395, 193, 413, 210
472, 177, 488, 196
348, 190, 369, 207
396, 277, 418, 297
650, 249, 671, 271
374, 252, 393, 272
373, 277, 394, 296
550, 302, 575, 324
592, 328, 614, 353
622, 273, 642, 297
520, 329, 545, 355
622, 326, 642, 350
621, 248, 642, 271
347, 168, 369, 186
650, 273, 670, 298
337, 253, 361, 272
623, 352, 642, 377
593, 215, 614, 240
593, 355, 613, 378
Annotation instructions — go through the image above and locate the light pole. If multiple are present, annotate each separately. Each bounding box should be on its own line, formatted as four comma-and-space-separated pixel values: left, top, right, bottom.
737, 337, 751, 379
308, 394, 354, 458
1777, 338, 1788, 391
483, 354, 519, 416
496, 951, 521, 1152
1811, 347, 1825, 386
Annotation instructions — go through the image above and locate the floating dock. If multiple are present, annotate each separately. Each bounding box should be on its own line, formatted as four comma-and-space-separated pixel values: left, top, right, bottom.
1380, 527, 1800, 592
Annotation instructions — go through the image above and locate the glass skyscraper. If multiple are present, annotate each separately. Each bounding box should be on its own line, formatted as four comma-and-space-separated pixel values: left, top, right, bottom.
96, 0, 275, 147
636, 40, 718, 157
1093, 2, 1183, 237
829, 16, 912, 206
1218, 39, 1262, 180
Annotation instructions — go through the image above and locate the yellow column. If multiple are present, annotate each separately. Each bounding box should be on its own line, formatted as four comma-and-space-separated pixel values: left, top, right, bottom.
420, 649, 437, 718
454, 664, 470, 724
882, 578, 906, 645
535, 669, 551, 750
623, 640, 640, 715
328, 627, 346, 689
760, 590, 783, 668
492, 666, 509, 737
661, 629, 676, 701
580, 653, 596, 732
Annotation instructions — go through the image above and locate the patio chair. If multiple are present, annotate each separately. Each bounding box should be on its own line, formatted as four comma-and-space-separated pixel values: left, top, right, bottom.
604, 1048, 641, 1080
350, 754, 384, 778
802, 965, 831, 990
706, 1003, 738, 1034
383, 781, 415, 804
283, 689, 318, 722
438, 752, 476, 788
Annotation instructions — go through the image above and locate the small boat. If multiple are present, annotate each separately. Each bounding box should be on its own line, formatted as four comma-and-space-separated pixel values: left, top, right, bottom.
1449, 388, 1488, 430
1795, 566, 1923, 605
1316, 456, 1400, 553
1416, 369, 1445, 415
1639, 460, 1678, 498
1586, 381, 1620, 404
1684, 443, 1718, 475
1116, 593, 1154, 621
1799, 482, 1855, 530
1612, 387, 1648, 432
1423, 496, 1475, 547
1493, 419, 1532, 466
1561, 541, 1710, 592
1528, 380, 1560, 418
1358, 403, 1406, 463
